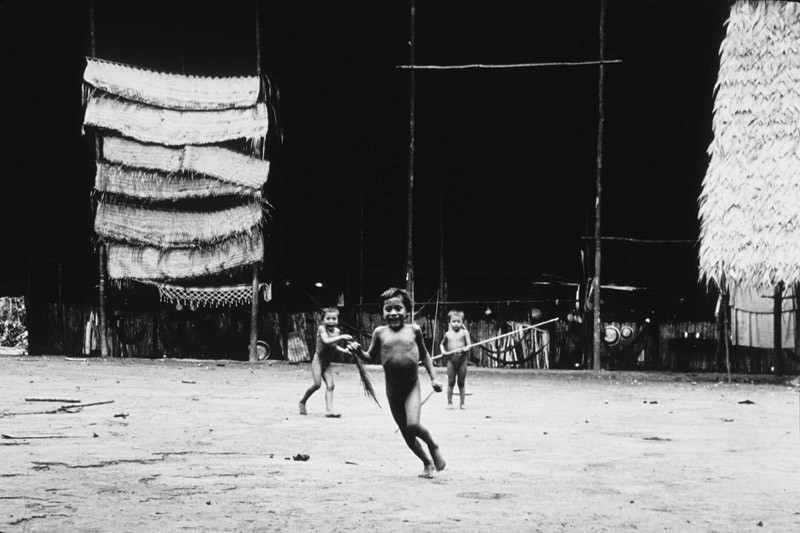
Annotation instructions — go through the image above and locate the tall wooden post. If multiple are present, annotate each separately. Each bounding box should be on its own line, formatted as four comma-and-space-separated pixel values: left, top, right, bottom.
774, 282, 784, 376
249, 264, 259, 361
592, 0, 606, 371
89, 0, 109, 358
359, 185, 366, 342
249, 0, 262, 362
406, 0, 416, 315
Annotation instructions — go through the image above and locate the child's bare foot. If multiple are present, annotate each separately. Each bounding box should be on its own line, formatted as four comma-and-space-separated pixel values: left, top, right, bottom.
430, 445, 446, 471
460, 403, 466, 410
298, 402, 307, 415
325, 412, 341, 418
447, 403, 454, 409
419, 463, 435, 478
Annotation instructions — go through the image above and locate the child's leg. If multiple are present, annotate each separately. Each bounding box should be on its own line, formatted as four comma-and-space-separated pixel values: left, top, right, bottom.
457, 358, 468, 408
299, 356, 323, 414
401, 380, 445, 473
446, 358, 456, 406
387, 381, 435, 476
321, 363, 339, 417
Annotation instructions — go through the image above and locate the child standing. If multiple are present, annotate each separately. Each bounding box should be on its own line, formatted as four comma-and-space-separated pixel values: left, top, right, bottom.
439, 310, 471, 409
299, 307, 353, 418
351, 287, 446, 478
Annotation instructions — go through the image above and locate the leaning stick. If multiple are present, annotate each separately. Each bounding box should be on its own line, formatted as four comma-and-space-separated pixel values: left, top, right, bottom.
431, 317, 559, 360
395, 390, 436, 434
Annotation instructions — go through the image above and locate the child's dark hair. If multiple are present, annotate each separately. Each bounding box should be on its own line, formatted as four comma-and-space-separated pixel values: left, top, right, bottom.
321, 307, 339, 317
379, 287, 412, 312
447, 309, 464, 320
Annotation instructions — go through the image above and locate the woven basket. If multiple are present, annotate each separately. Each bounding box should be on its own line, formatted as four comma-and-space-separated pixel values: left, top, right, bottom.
102, 136, 269, 190
84, 57, 260, 110
84, 95, 269, 146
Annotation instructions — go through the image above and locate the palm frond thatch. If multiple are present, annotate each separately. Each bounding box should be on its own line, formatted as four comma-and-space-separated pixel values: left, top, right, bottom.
698, 0, 800, 290
84, 95, 269, 146
95, 201, 262, 248
353, 356, 381, 407
103, 136, 270, 190
95, 162, 257, 200
106, 230, 264, 281
83, 57, 260, 110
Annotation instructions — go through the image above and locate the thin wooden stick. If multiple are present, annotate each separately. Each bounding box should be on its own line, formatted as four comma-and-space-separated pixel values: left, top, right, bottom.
397, 59, 622, 69
25, 398, 81, 403
432, 317, 558, 360
395, 390, 436, 433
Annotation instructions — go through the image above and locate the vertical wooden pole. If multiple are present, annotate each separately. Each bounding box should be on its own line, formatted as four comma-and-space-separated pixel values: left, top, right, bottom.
359, 185, 365, 342
249, 0, 262, 362
723, 290, 732, 383
406, 0, 416, 316
89, 0, 109, 358
774, 282, 784, 377
592, 0, 606, 371
250, 264, 259, 361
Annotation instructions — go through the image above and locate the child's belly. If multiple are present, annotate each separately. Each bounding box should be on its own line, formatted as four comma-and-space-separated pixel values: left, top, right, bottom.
383, 355, 419, 386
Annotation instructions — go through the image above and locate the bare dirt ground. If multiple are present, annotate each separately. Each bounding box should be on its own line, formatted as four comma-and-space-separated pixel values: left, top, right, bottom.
1, 355, 799, 533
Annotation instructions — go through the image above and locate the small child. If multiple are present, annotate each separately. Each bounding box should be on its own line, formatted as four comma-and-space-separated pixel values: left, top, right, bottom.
439, 309, 472, 409
299, 307, 353, 418
351, 287, 446, 478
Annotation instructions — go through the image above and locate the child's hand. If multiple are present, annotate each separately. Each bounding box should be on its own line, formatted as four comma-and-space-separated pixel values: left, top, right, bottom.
342, 334, 353, 342
431, 378, 443, 393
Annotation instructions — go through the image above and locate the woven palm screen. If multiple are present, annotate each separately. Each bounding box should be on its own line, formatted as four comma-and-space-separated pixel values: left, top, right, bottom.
698, 1, 800, 291
82, 57, 272, 307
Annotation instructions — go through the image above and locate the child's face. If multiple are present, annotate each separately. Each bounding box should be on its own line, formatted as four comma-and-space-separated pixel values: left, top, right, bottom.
382, 296, 407, 330
449, 317, 463, 331
323, 312, 339, 328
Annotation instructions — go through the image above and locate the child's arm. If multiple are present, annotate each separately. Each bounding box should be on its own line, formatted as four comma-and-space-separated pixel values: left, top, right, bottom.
439, 332, 448, 357
462, 329, 472, 354
349, 329, 380, 363
319, 326, 353, 346
415, 325, 442, 392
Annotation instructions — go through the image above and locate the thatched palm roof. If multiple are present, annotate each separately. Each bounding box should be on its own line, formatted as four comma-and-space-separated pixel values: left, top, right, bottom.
107, 230, 264, 281
698, 0, 800, 290
83, 57, 260, 110
95, 162, 255, 200
102, 136, 270, 191
84, 94, 269, 146
95, 201, 262, 248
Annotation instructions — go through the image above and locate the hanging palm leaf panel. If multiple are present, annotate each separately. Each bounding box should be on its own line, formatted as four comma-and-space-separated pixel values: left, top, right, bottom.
698, 0, 800, 291
107, 230, 264, 281
83, 57, 261, 110
102, 136, 270, 191
94, 201, 263, 248
84, 95, 269, 146
95, 162, 255, 200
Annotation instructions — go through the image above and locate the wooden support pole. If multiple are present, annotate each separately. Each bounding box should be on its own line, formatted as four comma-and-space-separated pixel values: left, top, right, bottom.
774, 282, 784, 377
592, 0, 606, 371
89, 0, 109, 358
249, 264, 259, 362
359, 185, 366, 344
98, 244, 109, 357
406, 0, 416, 315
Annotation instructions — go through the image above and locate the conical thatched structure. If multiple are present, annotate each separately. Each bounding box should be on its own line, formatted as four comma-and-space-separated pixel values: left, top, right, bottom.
699, 1, 800, 290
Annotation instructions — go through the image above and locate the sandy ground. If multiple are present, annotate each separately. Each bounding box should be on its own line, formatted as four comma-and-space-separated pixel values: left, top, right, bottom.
1, 355, 799, 533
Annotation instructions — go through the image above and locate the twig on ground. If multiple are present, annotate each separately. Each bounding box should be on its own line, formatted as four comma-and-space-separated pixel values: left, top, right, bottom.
25, 398, 81, 403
